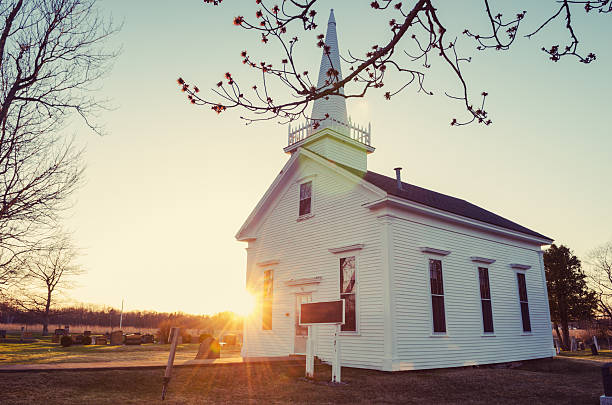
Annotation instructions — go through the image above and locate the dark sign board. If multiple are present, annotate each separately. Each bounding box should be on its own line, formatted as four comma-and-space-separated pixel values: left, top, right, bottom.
300, 300, 345, 325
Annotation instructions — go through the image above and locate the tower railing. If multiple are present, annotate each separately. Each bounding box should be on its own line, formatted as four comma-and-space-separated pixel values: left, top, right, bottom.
287, 117, 371, 147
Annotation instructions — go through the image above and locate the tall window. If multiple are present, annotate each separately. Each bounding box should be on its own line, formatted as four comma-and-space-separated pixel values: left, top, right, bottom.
516, 273, 531, 332
299, 181, 312, 216
340, 256, 356, 332
262, 270, 273, 330
478, 267, 494, 333
429, 259, 446, 333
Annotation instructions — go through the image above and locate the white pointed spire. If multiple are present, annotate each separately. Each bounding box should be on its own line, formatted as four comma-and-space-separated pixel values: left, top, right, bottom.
311, 9, 348, 128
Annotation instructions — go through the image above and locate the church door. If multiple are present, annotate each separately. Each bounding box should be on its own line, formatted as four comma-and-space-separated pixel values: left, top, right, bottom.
294, 293, 312, 354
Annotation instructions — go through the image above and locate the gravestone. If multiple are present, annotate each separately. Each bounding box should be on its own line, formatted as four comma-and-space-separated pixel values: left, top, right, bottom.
110, 330, 123, 345
94, 336, 107, 345
0, 330, 6, 339
125, 334, 142, 345
571, 337, 578, 352
195, 337, 220, 359
142, 334, 154, 344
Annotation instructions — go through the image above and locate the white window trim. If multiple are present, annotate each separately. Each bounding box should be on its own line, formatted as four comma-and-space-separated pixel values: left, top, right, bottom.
423, 253, 449, 337
472, 262, 496, 337
261, 268, 275, 332
513, 269, 532, 335
338, 253, 360, 336
297, 175, 316, 221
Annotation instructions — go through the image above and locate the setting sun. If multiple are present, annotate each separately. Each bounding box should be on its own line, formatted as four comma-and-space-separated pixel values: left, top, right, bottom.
228, 290, 257, 317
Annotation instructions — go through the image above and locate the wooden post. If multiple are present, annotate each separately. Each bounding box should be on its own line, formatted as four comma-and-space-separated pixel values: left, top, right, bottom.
332, 324, 341, 383
306, 325, 314, 378
161, 327, 180, 400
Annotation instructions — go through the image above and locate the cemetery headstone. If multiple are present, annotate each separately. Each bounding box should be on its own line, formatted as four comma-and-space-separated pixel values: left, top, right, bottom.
195, 337, 221, 359
0, 330, 6, 339
571, 337, 578, 352
595, 336, 601, 352
94, 336, 107, 345
110, 330, 123, 345
125, 334, 142, 345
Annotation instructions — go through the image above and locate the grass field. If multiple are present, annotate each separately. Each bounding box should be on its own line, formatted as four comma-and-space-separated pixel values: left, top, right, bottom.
0, 356, 603, 404
0, 334, 240, 365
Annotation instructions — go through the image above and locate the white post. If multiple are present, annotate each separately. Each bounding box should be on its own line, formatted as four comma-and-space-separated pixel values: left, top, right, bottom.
119, 299, 124, 330
594, 336, 600, 352
332, 324, 341, 383
306, 325, 314, 378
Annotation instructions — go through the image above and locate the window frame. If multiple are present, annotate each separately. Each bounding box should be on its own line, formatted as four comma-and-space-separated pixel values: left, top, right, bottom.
514, 271, 532, 334
261, 269, 274, 331
476, 266, 495, 335
297, 176, 315, 220
421, 249, 450, 337
339, 254, 360, 335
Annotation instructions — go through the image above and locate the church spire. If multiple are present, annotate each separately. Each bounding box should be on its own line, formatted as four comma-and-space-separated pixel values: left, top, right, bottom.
310, 9, 348, 128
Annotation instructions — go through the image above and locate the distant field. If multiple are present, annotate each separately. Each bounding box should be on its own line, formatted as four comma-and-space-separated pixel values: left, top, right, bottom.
0, 357, 602, 404
0, 334, 241, 365
0, 323, 158, 335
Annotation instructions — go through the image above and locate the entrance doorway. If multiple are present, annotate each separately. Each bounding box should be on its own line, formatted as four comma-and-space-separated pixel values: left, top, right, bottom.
294, 293, 312, 354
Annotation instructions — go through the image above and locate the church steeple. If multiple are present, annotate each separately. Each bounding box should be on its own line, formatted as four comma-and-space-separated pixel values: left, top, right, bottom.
310, 9, 348, 128
285, 10, 374, 172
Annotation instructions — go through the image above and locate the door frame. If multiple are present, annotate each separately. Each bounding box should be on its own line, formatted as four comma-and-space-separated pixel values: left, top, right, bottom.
293, 292, 312, 354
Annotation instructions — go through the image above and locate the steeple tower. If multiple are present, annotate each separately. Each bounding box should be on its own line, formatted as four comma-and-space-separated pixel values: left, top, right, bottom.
310, 9, 348, 128
285, 10, 374, 172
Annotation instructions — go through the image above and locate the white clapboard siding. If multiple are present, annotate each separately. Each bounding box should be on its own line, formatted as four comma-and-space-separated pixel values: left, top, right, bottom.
243, 156, 386, 369
305, 136, 368, 171
389, 210, 553, 370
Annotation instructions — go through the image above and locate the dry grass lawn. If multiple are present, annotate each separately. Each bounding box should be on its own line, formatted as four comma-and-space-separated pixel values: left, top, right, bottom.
0, 357, 603, 404
0, 334, 240, 365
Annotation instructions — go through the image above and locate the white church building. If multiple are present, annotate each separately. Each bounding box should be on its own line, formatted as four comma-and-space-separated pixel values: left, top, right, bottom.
236, 10, 554, 371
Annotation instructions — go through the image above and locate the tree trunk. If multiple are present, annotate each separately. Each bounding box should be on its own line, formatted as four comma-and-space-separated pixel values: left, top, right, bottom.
553, 322, 565, 350
42, 289, 52, 336
561, 320, 571, 352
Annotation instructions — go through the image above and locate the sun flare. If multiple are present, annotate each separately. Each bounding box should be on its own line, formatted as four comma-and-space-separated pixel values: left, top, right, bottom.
230, 290, 257, 317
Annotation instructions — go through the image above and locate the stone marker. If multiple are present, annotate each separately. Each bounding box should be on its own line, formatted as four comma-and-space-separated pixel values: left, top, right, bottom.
595, 336, 601, 352
195, 337, 221, 359
94, 336, 107, 345
571, 337, 578, 351
110, 330, 123, 345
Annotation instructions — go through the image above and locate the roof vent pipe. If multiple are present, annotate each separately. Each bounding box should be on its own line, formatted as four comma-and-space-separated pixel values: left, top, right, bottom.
394, 167, 403, 191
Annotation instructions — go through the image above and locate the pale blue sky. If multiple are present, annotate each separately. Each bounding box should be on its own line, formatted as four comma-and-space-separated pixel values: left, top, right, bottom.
64, 1, 611, 314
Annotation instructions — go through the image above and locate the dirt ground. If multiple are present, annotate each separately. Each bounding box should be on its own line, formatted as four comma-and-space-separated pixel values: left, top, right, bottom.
0, 356, 603, 405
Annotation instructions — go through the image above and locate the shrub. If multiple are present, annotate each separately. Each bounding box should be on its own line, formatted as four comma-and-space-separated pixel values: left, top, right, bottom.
60, 335, 72, 347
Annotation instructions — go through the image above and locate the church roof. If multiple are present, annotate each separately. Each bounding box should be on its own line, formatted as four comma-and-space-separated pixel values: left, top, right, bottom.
326, 158, 551, 241
311, 9, 348, 127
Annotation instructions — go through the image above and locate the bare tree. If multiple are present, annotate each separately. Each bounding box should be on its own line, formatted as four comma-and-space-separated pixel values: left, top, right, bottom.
180, 0, 609, 126
0, 0, 117, 283
15, 233, 83, 335
588, 241, 612, 319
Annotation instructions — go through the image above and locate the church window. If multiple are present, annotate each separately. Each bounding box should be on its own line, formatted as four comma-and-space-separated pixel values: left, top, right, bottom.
516, 272, 531, 332
340, 256, 357, 332
429, 259, 446, 333
262, 270, 273, 330
299, 181, 312, 216
478, 267, 494, 333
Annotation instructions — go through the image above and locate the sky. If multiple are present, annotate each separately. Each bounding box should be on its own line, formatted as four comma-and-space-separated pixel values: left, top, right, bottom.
61, 1, 611, 315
